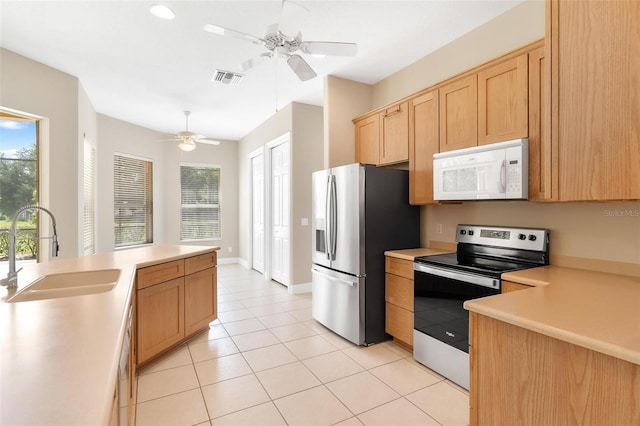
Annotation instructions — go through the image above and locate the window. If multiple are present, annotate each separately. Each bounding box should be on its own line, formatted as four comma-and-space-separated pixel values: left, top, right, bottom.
83, 139, 96, 255
0, 113, 38, 262
114, 154, 153, 247
180, 164, 220, 241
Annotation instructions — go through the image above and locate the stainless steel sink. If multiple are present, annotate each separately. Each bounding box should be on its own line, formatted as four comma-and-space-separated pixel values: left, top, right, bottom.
7, 269, 120, 303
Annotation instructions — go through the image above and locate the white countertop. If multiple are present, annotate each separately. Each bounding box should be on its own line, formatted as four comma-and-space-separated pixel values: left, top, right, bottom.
0, 244, 219, 426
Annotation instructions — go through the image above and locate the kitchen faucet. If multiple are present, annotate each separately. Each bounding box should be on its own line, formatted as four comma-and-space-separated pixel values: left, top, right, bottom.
1, 205, 59, 288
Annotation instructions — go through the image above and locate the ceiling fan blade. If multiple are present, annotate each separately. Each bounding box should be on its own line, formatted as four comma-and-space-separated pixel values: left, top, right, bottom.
197, 139, 221, 146
300, 41, 358, 57
287, 54, 317, 81
241, 52, 273, 72
203, 24, 264, 45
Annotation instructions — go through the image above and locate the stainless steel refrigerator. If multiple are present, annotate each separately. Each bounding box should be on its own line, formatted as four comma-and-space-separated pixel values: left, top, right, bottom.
311, 163, 420, 345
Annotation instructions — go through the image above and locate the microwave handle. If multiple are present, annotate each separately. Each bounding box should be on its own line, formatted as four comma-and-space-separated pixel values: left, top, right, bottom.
498, 159, 506, 193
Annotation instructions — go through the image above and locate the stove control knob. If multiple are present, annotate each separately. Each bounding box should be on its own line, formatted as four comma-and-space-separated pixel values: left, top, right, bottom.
528, 234, 537, 241
468, 230, 474, 236
460, 230, 467, 235
518, 233, 527, 240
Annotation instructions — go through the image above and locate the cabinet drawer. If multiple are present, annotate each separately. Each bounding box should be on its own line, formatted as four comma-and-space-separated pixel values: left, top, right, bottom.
185, 251, 217, 275
385, 303, 413, 346
385, 273, 413, 311
385, 257, 413, 280
137, 259, 184, 290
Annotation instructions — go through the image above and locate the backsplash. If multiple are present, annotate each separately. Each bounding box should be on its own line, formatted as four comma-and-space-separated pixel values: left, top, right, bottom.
422, 200, 640, 270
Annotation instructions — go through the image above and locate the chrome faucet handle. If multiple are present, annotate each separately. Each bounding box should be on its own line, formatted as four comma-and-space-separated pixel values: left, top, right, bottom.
1, 268, 23, 288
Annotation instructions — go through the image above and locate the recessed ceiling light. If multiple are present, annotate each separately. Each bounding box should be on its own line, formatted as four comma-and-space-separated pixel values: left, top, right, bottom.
150, 4, 175, 20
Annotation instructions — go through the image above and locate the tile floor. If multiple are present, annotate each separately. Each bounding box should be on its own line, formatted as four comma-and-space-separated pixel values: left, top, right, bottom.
135, 264, 469, 426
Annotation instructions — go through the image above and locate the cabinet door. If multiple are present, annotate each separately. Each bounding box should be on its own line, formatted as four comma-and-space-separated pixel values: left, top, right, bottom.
478, 54, 528, 145
379, 102, 409, 165
528, 46, 555, 202
137, 277, 184, 364
409, 91, 439, 205
184, 267, 217, 336
385, 303, 413, 346
354, 114, 380, 165
550, 0, 640, 200
439, 75, 478, 152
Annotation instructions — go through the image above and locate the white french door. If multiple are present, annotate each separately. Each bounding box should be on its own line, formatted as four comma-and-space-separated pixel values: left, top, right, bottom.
251, 153, 265, 273
269, 137, 290, 286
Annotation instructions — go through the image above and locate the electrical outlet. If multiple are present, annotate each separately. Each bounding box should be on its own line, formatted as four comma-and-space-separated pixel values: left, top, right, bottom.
436, 224, 443, 234
227, 247, 232, 253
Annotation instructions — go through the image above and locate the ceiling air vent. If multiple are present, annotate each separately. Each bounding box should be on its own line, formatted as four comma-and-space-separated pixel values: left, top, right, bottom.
211, 69, 245, 86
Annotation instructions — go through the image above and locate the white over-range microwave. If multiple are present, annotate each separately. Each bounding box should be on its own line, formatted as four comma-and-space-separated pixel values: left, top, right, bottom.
433, 138, 528, 201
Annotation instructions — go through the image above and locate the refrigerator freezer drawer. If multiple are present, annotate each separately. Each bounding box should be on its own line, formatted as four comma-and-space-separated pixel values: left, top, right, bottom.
311, 265, 365, 345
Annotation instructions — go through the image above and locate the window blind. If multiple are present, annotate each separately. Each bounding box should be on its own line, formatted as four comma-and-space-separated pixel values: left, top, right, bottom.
82, 140, 96, 255
114, 154, 153, 247
180, 164, 220, 240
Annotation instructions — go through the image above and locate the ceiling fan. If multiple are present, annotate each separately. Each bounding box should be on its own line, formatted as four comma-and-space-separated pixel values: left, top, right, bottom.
203, 2, 357, 81
160, 111, 220, 151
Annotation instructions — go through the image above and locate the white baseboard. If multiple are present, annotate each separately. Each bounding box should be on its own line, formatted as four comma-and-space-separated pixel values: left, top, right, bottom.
288, 282, 312, 294
218, 257, 239, 265
237, 258, 250, 269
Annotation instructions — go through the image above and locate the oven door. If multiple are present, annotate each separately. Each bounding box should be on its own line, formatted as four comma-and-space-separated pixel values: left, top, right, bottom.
413, 264, 500, 353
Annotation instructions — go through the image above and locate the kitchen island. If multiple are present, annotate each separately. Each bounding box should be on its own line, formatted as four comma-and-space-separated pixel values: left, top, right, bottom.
465, 266, 640, 425
0, 244, 219, 426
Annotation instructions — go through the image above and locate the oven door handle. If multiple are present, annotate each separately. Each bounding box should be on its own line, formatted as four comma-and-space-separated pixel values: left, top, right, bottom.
413, 263, 499, 289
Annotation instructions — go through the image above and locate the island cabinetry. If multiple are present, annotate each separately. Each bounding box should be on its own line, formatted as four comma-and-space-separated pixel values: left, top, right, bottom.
354, 113, 380, 165
136, 251, 217, 365
408, 90, 439, 205
184, 252, 218, 336
501, 280, 533, 293
439, 74, 478, 152
477, 53, 528, 145
379, 102, 409, 165
385, 256, 414, 347
548, 0, 640, 200
469, 312, 640, 425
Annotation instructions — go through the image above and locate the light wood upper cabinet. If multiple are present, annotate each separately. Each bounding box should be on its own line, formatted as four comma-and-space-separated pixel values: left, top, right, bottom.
409, 90, 439, 205
379, 102, 409, 165
528, 46, 555, 201
354, 114, 380, 165
549, 0, 640, 200
478, 54, 528, 145
439, 75, 478, 152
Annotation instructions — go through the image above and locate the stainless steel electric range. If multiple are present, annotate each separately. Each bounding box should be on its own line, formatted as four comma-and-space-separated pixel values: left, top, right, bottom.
413, 224, 549, 389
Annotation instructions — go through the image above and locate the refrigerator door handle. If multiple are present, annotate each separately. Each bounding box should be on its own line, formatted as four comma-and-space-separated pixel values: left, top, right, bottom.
311, 268, 356, 287
325, 175, 332, 261
329, 175, 337, 260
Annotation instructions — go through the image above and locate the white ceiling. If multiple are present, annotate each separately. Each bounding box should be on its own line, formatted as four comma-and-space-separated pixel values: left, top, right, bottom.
0, 1, 524, 141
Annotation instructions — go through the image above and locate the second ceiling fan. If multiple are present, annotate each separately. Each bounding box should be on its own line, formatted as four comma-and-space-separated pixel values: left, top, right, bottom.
203, 2, 357, 81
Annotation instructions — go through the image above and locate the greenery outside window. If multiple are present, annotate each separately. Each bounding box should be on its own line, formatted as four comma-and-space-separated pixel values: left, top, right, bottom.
180, 164, 221, 241
114, 154, 153, 248
0, 113, 38, 262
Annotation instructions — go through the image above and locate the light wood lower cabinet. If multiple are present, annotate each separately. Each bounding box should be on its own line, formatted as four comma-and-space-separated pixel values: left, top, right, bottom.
384, 256, 414, 347
501, 280, 533, 293
469, 312, 640, 425
136, 251, 217, 365
137, 277, 185, 363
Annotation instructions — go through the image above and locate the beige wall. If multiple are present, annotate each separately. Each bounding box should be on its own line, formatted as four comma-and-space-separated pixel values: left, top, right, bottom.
1, 48, 81, 258
324, 75, 373, 168
238, 102, 323, 288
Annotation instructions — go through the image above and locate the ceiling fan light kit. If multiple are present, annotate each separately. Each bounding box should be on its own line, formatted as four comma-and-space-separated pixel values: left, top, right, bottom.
162, 111, 220, 151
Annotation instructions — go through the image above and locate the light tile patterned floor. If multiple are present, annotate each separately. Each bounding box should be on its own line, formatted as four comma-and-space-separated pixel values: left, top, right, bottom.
135, 264, 469, 426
